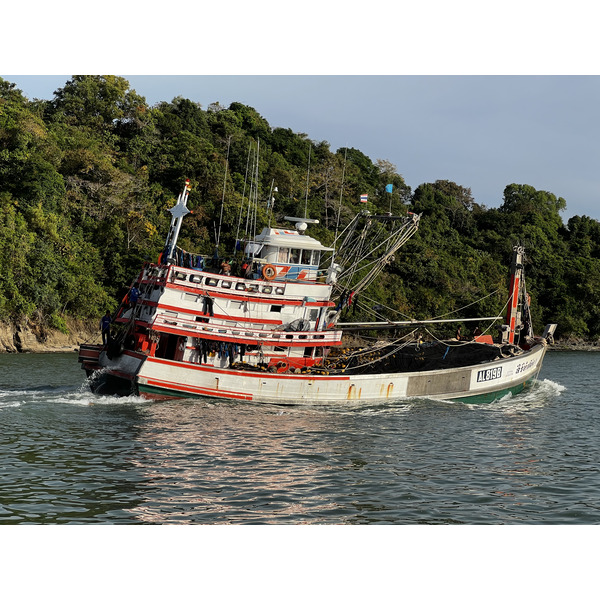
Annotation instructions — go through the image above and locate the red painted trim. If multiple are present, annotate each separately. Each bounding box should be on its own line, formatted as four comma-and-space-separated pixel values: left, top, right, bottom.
145, 356, 349, 381
79, 349, 101, 359
158, 303, 282, 325
107, 369, 136, 381
141, 377, 254, 401
151, 323, 341, 346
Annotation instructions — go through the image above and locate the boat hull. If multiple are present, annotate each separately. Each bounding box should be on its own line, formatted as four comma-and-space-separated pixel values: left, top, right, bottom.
81, 347, 146, 395
124, 342, 547, 406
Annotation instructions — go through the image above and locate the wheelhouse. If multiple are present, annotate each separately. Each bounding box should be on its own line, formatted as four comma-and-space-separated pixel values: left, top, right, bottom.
245, 220, 333, 282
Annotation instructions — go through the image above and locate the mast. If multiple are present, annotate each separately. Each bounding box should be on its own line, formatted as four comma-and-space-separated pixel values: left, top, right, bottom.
504, 245, 525, 345
164, 179, 191, 262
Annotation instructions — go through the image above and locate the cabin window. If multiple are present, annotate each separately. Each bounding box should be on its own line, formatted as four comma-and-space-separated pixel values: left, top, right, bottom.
270, 305, 282, 313
275, 287, 284, 295
274, 346, 285, 352
245, 242, 263, 256
205, 277, 218, 287
311, 250, 320, 266
289, 248, 300, 264
247, 284, 259, 293
309, 308, 319, 320
262, 286, 272, 294
235, 282, 246, 291
299, 249, 310, 265
174, 271, 187, 281
189, 274, 202, 284
278, 247, 289, 262
303, 347, 314, 358
221, 280, 232, 289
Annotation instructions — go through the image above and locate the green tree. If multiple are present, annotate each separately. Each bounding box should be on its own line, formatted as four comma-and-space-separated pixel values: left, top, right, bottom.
48, 75, 148, 137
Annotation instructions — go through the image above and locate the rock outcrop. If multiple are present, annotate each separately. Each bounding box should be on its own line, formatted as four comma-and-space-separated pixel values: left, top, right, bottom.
0, 318, 101, 353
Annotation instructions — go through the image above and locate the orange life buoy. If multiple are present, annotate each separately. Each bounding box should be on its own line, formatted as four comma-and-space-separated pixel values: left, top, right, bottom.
262, 264, 276, 280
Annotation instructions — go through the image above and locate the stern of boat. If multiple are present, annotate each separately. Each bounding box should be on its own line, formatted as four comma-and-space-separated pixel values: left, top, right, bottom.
78, 343, 103, 377
78, 342, 147, 396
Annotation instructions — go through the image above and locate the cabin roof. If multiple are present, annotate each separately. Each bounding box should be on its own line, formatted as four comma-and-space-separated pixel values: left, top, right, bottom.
254, 227, 334, 251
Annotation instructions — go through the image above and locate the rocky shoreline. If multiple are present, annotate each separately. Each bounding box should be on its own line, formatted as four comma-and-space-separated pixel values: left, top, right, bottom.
0, 318, 100, 353
548, 340, 600, 352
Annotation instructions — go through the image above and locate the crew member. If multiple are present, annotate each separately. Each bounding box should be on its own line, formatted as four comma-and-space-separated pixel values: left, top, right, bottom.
129, 285, 139, 307
101, 311, 111, 345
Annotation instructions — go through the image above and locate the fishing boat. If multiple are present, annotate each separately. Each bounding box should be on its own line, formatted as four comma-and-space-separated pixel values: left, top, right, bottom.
78, 179, 556, 405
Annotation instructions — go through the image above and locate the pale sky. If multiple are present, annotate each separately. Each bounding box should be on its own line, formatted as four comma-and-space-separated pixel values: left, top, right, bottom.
4, 2, 600, 223
6, 74, 600, 223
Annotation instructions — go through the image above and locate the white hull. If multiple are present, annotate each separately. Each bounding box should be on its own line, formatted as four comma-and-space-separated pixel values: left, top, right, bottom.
130, 342, 547, 406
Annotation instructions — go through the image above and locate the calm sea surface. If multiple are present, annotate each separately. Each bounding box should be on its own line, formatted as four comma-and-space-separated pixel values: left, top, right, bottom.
1, 350, 599, 525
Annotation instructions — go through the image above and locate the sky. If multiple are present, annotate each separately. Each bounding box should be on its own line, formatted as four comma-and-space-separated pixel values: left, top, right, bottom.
3, 1, 600, 227
5, 74, 600, 223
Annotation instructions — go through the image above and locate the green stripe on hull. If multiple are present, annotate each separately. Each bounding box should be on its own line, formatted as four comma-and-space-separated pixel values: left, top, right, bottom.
136, 382, 216, 401
449, 375, 537, 405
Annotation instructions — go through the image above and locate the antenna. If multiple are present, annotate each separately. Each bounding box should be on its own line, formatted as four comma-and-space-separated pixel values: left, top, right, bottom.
304, 143, 311, 218
164, 179, 191, 261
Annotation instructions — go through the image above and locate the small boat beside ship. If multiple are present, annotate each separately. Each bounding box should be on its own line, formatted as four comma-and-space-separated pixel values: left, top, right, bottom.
78, 179, 556, 405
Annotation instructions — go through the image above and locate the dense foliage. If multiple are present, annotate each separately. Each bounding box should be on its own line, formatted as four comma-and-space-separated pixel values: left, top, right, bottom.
1, 75, 599, 340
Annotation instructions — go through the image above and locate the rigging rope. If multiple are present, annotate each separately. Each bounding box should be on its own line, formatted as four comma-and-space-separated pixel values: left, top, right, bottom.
216, 136, 231, 249
304, 143, 311, 219
235, 141, 253, 244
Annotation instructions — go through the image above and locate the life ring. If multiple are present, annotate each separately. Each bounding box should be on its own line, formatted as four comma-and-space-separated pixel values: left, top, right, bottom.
262, 264, 277, 280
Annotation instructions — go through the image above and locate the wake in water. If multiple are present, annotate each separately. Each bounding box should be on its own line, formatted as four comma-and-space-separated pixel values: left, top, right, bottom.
485, 377, 566, 412
0, 378, 151, 408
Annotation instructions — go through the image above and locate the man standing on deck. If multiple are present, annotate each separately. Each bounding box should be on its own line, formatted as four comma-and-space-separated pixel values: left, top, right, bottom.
101, 311, 111, 345
129, 285, 139, 307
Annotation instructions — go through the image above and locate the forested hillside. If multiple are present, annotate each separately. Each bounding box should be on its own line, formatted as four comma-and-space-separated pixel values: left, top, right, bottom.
2, 75, 600, 342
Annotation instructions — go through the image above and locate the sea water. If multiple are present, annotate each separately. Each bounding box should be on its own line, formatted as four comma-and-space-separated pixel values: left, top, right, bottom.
0, 351, 598, 525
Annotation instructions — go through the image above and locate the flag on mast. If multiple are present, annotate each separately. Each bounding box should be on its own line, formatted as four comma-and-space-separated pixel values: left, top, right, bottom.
385, 184, 393, 193
360, 193, 368, 203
